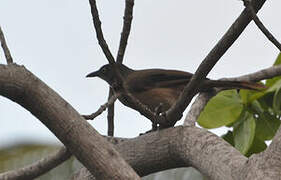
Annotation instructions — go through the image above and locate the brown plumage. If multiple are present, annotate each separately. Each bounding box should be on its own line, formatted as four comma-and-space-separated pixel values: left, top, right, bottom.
86, 63, 266, 128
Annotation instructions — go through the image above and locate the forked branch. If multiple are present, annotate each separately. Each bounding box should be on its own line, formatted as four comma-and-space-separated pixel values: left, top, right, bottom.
243, 0, 281, 51
164, 0, 267, 126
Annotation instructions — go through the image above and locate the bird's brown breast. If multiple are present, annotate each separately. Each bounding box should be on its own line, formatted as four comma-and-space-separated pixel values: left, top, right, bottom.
118, 87, 183, 113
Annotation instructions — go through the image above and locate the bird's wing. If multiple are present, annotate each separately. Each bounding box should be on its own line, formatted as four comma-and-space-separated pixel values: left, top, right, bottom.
125, 69, 194, 92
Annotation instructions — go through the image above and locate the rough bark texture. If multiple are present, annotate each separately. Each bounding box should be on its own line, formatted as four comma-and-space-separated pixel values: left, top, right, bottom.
239, 127, 281, 180
0, 64, 140, 180
72, 127, 249, 180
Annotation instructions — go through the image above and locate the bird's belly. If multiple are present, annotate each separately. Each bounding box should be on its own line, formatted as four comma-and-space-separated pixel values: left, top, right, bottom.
118, 88, 181, 112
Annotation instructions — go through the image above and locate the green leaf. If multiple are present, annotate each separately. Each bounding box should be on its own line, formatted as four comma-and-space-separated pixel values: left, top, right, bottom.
240, 89, 252, 104
239, 89, 266, 105
255, 111, 280, 141
245, 136, 267, 157
258, 92, 274, 111
233, 112, 256, 155
266, 53, 281, 87
198, 90, 243, 129
266, 79, 281, 93
273, 85, 281, 115
273, 53, 281, 66
222, 131, 234, 146
250, 100, 264, 114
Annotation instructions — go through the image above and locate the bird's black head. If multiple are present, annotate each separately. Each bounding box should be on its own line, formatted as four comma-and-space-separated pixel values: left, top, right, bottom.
86, 64, 115, 85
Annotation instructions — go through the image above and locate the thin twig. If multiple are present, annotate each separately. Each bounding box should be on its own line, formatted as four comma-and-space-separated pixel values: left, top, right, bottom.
107, 88, 115, 136
88, 0, 115, 65
116, 0, 135, 63
183, 65, 281, 126
243, 0, 281, 51
83, 92, 119, 120
106, 0, 135, 136
0, 26, 13, 64
163, 0, 267, 127
0, 147, 71, 180
0, 136, 129, 180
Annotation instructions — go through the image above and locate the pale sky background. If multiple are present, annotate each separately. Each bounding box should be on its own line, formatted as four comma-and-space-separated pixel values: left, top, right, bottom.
0, 0, 280, 147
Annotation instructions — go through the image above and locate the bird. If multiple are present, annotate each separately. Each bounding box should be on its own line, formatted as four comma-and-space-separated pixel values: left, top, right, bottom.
86, 63, 266, 129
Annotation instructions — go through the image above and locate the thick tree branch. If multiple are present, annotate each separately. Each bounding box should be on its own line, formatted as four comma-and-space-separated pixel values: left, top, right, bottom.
0, 64, 140, 179
184, 65, 281, 126
243, 0, 281, 51
164, 0, 267, 127
73, 126, 247, 180
0, 26, 13, 64
259, 127, 281, 178
0, 147, 71, 180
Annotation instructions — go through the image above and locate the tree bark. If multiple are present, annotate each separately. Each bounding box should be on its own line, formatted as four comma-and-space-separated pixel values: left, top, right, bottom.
73, 126, 248, 180
0, 64, 140, 180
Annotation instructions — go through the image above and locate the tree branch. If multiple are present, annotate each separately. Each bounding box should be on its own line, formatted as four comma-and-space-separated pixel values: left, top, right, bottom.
0, 26, 13, 64
164, 0, 267, 126
72, 126, 247, 180
88, 0, 115, 65
0, 64, 140, 179
184, 91, 216, 126
0, 147, 71, 180
83, 92, 119, 120
0, 136, 129, 180
116, 0, 135, 63
107, 88, 115, 136
243, 0, 281, 51
184, 65, 281, 126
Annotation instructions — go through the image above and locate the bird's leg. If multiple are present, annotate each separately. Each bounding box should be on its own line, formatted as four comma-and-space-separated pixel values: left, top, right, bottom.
138, 104, 164, 136
152, 123, 158, 131
149, 103, 165, 131
153, 103, 164, 129
155, 103, 164, 115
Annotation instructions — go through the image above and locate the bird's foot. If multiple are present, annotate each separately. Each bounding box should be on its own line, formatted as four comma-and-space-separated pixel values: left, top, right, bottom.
139, 126, 159, 136
139, 123, 159, 136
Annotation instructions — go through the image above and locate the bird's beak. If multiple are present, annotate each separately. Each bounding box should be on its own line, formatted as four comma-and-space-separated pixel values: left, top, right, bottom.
86, 70, 99, 78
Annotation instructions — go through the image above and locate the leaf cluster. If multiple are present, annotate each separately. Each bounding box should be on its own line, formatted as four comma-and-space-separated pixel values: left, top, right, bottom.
198, 53, 281, 156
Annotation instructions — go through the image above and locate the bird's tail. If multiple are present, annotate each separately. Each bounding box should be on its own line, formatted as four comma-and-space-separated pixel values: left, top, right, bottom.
204, 80, 267, 91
